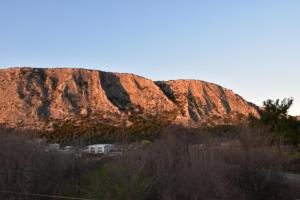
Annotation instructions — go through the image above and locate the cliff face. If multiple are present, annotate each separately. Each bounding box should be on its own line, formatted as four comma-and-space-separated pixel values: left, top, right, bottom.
156, 80, 258, 125
0, 68, 258, 129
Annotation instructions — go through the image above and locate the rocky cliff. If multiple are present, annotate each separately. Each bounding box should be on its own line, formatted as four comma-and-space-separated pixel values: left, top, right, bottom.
0, 68, 258, 129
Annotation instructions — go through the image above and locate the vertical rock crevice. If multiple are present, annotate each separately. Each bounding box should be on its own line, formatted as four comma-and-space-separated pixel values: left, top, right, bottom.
99, 72, 131, 110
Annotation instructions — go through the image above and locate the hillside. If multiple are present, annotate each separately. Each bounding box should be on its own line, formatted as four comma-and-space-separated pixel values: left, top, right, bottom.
0, 67, 258, 130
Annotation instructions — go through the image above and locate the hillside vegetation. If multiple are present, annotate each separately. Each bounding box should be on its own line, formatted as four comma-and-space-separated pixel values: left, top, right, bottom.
1, 126, 300, 200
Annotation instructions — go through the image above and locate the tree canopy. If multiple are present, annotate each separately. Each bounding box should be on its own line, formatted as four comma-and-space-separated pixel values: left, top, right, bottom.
251, 98, 300, 145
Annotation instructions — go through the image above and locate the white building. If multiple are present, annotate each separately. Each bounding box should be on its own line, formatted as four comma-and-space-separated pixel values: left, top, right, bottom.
86, 144, 111, 155
62, 146, 74, 154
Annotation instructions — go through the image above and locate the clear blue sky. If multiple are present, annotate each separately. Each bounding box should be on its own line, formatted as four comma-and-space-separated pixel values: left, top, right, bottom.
0, 0, 299, 115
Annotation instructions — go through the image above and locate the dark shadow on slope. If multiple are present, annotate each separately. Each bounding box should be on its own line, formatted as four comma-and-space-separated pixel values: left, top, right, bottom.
73, 72, 91, 115
218, 86, 231, 113
187, 90, 201, 122
155, 81, 177, 104
35, 68, 51, 119
99, 72, 131, 110
63, 85, 80, 114
17, 68, 51, 119
201, 86, 214, 115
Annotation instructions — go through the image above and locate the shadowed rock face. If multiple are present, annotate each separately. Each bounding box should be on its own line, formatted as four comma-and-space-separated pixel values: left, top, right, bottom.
99, 72, 131, 109
0, 68, 258, 129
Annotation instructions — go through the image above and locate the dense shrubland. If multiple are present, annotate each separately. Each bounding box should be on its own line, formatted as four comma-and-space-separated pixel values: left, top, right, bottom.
0, 127, 299, 200
2, 126, 299, 200
41, 114, 172, 145
0, 129, 95, 200
81, 127, 300, 200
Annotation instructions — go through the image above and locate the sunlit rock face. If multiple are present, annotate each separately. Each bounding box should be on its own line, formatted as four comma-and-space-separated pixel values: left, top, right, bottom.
0, 67, 258, 129
156, 80, 258, 126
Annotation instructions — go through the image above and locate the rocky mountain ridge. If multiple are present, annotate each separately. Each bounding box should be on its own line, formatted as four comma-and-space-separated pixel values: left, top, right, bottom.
0, 67, 258, 130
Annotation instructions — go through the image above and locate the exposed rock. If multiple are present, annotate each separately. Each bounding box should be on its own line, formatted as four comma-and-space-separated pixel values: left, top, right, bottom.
156, 80, 258, 126
0, 67, 259, 129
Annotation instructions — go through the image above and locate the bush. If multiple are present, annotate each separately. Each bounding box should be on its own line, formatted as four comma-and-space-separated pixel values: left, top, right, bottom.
84, 127, 298, 200
45, 115, 171, 145
0, 129, 91, 200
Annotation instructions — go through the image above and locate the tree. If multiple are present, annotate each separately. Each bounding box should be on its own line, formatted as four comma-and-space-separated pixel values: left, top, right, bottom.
260, 98, 294, 130
252, 98, 300, 145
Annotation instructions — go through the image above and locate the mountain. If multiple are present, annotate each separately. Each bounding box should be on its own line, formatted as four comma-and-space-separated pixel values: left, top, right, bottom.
0, 67, 258, 130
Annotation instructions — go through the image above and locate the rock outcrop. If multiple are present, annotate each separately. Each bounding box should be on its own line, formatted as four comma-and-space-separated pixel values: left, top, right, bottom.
156, 80, 258, 126
0, 67, 258, 129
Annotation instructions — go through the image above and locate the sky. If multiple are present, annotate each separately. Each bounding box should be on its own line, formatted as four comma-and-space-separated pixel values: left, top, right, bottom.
0, 0, 299, 115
